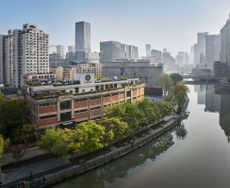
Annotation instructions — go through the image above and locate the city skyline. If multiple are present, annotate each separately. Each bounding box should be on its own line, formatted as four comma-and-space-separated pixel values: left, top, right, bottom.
0, 0, 230, 56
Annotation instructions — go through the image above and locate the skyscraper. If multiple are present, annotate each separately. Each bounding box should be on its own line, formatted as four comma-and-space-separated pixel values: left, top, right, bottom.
100, 41, 139, 63
0, 35, 7, 84
68, 45, 74, 53
56, 45, 65, 59
189, 45, 194, 64
100, 41, 123, 63
0, 24, 49, 88
205, 35, 220, 67
151, 49, 162, 64
220, 14, 230, 66
75, 21, 91, 53
146, 44, 151, 57
194, 32, 209, 64
176, 52, 189, 67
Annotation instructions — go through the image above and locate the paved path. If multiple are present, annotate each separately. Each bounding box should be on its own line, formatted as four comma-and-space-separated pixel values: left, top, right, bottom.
2, 157, 70, 184
2, 146, 48, 166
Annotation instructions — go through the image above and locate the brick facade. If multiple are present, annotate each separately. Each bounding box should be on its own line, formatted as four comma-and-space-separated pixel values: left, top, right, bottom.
27, 83, 145, 129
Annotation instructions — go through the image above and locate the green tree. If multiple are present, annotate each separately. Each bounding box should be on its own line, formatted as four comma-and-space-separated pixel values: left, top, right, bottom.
12, 124, 35, 144
39, 128, 61, 152
0, 97, 31, 139
0, 135, 4, 179
171, 83, 189, 113
138, 98, 158, 127
170, 73, 183, 84
155, 100, 173, 118
98, 117, 129, 140
106, 103, 126, 118
51, 128, 73, 156
160, 74, 173, 96
76, 121, 106, 153
123, 102, 146, 130
0, 135, 9, 183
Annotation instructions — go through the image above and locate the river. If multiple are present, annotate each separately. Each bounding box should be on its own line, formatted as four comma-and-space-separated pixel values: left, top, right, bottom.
52, 84, 230, 188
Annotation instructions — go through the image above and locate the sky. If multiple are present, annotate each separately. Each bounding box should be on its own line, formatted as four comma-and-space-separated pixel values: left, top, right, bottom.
0, 0, 230, 56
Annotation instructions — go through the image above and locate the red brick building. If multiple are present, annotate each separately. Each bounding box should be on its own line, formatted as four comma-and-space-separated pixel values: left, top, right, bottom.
25, 76, 144, 129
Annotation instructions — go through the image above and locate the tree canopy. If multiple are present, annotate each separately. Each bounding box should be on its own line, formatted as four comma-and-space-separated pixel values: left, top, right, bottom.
39, 99, 174, 157
171, 82, 189, 113
0, 96, 31, 139
170, 73, 183, 84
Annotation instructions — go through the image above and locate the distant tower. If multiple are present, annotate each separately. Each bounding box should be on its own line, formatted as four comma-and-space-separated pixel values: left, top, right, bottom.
75, 21, 91, 53
146, 44, 151, 57
56, 45, 65, 59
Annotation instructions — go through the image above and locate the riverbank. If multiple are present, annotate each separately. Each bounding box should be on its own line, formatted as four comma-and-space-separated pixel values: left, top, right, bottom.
2, 114, 185, 188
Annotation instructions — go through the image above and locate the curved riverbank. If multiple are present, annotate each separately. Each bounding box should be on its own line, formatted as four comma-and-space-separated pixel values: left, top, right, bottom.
50, 84, 230, 188
3, 115, 183, 188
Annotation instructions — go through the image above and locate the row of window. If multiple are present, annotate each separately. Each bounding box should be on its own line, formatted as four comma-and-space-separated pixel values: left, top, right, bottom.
75, 107, 102, 114
39, 102, 56, 106
40, 114, 56, 119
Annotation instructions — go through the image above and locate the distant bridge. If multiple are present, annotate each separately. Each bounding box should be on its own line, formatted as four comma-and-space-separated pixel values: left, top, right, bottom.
182, 74, 218, 84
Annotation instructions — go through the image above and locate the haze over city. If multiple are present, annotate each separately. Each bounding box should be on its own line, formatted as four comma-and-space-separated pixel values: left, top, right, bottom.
2, 1, 230, 187
1, 0, 230, 55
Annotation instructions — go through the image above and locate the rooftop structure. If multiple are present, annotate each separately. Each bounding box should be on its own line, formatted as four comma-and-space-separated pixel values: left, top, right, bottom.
25, 74, 144, 129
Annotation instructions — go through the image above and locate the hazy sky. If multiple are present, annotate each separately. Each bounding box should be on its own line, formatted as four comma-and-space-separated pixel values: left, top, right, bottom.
0, 0, 230, 56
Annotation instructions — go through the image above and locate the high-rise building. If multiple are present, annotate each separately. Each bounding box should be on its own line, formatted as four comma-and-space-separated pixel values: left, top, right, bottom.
100, 41, 139, 63
176, 51, 189, 67
0, 35, 7, 84
205, 35, 220, 68
146, 44, 151, 57
56, 45, 65, 59
100, 41, 123, 63
68, 45, 74, 53
194, 32, 209, 64
75, 21, 91, 53
128, 45, 139, 60
162, 49, 175, 64
162, 48, 177, 72
189, 45, 194, 64
0, 24, 49, 88
151, 49, 162, 63
220, 14, 230, 66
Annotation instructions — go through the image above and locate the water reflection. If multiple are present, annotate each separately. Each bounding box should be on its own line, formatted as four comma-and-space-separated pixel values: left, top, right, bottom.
52, 132, 176, 188
52, 84, 230, 188
195, 84, 230, 142
175, 123, 187, 140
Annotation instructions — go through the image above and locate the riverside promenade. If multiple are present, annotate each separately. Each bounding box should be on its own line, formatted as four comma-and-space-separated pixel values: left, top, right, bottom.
2, 114, 183, 188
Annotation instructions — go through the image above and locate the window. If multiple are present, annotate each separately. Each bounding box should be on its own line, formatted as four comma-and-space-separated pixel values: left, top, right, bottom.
91, 96, 100, 100
75, 87, 79, 93
60, 100, 72, 110
91, 106, 101, 110
60, 112, 72, 122
39, 102, 56, 106
40, 115, 56, 119
75, 109, 88, 113
126, 91, 131, 97
75, 98, 88, 102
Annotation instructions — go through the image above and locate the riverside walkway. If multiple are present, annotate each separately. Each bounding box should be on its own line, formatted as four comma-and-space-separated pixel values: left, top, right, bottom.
2, 115, 182, 188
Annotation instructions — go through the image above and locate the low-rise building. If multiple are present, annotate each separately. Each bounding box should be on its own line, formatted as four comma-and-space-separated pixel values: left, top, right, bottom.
50, 63, 102, 80
25, 73, 144, 129
102, 60, 163, 87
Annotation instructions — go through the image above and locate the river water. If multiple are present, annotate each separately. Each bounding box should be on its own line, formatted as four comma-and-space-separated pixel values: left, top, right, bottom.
52, 84, 230, 188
